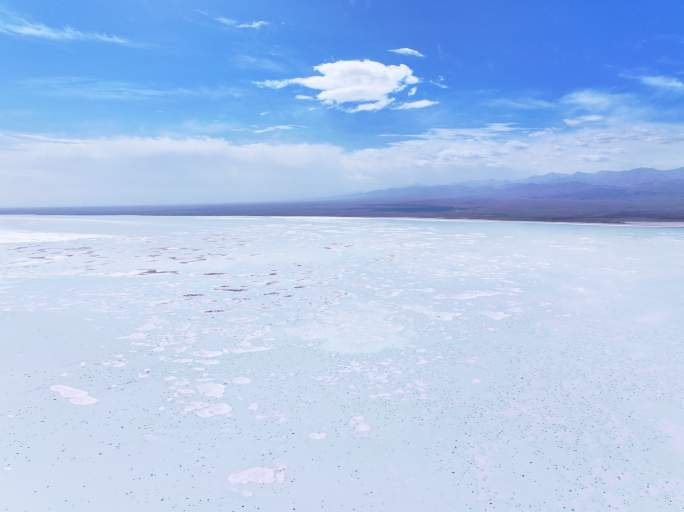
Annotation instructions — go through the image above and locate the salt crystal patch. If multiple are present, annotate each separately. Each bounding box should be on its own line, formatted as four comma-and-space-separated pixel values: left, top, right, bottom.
308, 432, 327, 440
50, 385, 89, 399
453, 291, 501, 300
228, 346, 272, 354
50, 385, 98, 406
103, 358, 127, 368
0, 230, 112, 244
350, 415, 371, 433
69, 395, 99, 405
194, 403, 232, 418
483, 311, 510, 321
227, 466, 286, 485
197, 350, 223, 358
196, 383, 225, 398
196, 404, 231, 418
232, 377, 251, 385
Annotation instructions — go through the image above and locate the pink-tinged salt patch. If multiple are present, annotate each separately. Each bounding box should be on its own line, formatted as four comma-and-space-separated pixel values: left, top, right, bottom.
50, 385, 98, 406
227, 466, 286, 485
232, 377, 251, 385
350, 416, 371, 433
248, 402, 259, 412
196, 383, 225, 398
472, 378, 481, 384
308, 432, 327, 440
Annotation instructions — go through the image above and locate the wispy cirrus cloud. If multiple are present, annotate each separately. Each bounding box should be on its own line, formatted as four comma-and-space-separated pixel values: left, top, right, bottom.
0, 9, 133, 45
488, 85, 676, 126
429, 76, 448, 89
560, 89, 628, 111
181, 121, 299, 135
252, 125, 297, 134
563, 114, 604, 126
237, 20, 269, 29
485, 97, 555, 110
215, 17, 269, 29
638, 75, 684, 92
394, 99, 439, 110
389, 47, 425, 58
232, 54, 285, 72
18, 77, 242, 101
257, 59, 419, 112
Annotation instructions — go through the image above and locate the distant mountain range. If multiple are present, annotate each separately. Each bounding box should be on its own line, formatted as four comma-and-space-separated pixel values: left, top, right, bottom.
328, 167, 684, 222
345, 167, 684, 201
3, 167, 684, 223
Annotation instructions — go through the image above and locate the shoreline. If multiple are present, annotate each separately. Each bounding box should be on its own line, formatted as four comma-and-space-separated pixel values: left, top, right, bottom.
2, 213, 684, 228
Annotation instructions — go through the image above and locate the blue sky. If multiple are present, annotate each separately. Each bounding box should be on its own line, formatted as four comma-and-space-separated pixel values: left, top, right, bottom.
2, 0, 684, 206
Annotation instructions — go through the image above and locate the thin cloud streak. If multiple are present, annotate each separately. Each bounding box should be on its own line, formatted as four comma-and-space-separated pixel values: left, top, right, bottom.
18, 77, 242, 101
485, 97, 555, 110
0, 10, 133, 45
639, 75, 684, 92
389, 47, 425, 58
215, 17, 269, 29
394, 99, 439, 110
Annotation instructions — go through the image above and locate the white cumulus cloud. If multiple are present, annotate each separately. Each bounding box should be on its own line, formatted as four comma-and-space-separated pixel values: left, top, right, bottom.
257, 59, 419, 112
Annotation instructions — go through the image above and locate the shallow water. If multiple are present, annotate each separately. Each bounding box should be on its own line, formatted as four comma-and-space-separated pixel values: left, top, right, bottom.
1, 215, 683, 511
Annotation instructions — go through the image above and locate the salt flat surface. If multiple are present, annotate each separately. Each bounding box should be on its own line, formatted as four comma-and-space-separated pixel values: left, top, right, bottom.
1, 215, 683, 511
